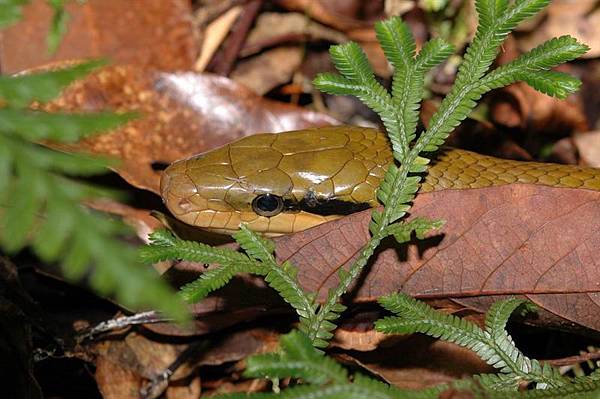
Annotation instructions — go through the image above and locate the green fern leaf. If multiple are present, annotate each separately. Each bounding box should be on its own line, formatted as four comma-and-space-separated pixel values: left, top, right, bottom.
233, 224, 276, 263
415, 38, 455, 72
329, 42, 376, 84
0, 60, 105, 107
517, 71, 581, 99
0, 109, 136, 142
0, 0, 28, 28
312, 73, 360, 96
245, 331, 348, 385
374, 17, 416, 71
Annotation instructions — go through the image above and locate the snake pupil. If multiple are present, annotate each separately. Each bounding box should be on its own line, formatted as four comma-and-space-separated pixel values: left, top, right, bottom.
252, 194, 284, 217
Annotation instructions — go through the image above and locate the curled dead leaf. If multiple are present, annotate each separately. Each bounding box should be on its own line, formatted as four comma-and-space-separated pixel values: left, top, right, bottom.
38, 65, 337, 193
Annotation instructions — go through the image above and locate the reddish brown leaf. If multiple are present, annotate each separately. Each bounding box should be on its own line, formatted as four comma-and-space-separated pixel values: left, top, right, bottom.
40, 65, 337, 193
272, 184, 600, 333
0, 0, 198, 74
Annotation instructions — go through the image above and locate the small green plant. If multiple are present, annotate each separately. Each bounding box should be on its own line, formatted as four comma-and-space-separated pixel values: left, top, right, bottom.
0, 0, 76, 53
143, 0, 596, 396
212, 306, 600, 398
0, 60, 188, 321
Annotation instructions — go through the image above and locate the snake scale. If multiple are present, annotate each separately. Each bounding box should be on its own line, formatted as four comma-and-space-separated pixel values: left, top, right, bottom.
160, 126, 600, 235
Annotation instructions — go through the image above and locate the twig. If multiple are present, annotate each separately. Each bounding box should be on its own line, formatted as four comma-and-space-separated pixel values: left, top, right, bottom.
208, 0, 263, 76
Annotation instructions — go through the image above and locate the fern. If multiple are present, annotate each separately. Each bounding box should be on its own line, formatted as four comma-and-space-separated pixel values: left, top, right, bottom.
0, 61, 188, 322
375, 294, 566, 388
0, 0, 30, 28
308, 0, 587, 350
215, 331, 445, 399
213, 330, 600, 399
144, 227, 317, 329
0, 0, 72, 53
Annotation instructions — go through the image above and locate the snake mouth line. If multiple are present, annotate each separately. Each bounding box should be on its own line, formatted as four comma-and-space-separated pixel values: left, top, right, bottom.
283, 198, 372, 216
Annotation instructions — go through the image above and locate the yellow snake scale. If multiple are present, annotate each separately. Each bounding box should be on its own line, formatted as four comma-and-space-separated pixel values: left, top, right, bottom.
160, 126, 600, 235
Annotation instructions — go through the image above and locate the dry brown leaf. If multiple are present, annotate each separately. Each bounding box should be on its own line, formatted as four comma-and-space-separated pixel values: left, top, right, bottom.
0, 0, 197, 74
270, 183, 600, 333
92, 328, 278, 397
95, 354, 142, 399
165, 377, 201, 399
240, 12, 347, 57
40, 65, 337, 193
231, 46, 304, 95
516, 0, 600, 59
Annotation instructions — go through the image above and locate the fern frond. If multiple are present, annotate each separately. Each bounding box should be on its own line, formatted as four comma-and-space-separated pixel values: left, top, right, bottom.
376, 294, 567, 388
312, 73, 361, 96
0, 137, 188, 321
374, 17, 416, 71
0, 59, 105, 107
141, 229, 252, 266
0, 109, 135, 142
315, 43, 409, 157
499, 0, 552, 35
0, 59, 194, 322
518, 71, 581, 99
233, 224, 276, 263
415, 38, 455, 73
480, 36, 588, 98
144, 227, 316, 326
376, 293, 487, 347
245, 331, 348, 385
234, 225, 315, 323
329, 42, 377, 84
475, 0, 509, 28
142, 229, 260, 303
0, 0, 28, 28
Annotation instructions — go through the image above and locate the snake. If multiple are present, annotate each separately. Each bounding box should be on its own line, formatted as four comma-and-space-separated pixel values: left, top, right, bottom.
160, 126, 600, 236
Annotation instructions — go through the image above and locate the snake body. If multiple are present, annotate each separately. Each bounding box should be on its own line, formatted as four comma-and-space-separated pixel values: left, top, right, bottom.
161, 126, 600, 235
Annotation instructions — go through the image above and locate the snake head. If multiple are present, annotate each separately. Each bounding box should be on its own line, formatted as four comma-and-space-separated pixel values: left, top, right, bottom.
160, 127, 390, 235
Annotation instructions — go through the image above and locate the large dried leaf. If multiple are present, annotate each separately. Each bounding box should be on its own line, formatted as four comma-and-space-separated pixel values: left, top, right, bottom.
0, 0, 198, 74
40, 65, 337, 193
272, 183, 600, 333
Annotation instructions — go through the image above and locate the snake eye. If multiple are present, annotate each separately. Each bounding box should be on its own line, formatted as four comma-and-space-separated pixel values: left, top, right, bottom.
252, 194, 284, 217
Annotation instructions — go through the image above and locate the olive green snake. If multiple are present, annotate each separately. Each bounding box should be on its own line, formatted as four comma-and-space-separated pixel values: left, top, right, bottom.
160, 126, 600, 235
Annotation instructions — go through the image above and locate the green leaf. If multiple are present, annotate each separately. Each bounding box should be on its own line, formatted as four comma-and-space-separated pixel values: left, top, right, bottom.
233, 224, 276, 263
329, 42, 376, 84
0, 60, 106, 107
415, 38, 455, 72
0, 0, 29, 28
47, 0, 69, 54
374, 17, 416, 71
245, 331, 348, 385
0, 109, 136, 142
518, 70, 581, 99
